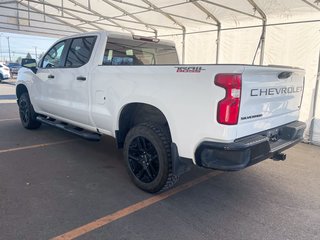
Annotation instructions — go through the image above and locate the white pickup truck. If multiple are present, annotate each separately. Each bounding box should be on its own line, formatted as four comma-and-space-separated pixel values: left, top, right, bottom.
16, 31, 306, 193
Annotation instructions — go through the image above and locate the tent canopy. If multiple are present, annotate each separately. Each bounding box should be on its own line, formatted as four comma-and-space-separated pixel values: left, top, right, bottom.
0, 0, 319, 37
0, 0, 319, 64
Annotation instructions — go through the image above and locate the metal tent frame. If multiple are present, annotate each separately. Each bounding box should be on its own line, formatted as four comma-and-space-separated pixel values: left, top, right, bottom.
0, 0, 319, 63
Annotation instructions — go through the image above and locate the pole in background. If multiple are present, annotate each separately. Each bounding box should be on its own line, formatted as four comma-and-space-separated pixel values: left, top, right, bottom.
33, 46, 38, 59
0, 35, 2, 62
0, 34, 2, 62
6, 36, 11, 62
216, 24, 221, 64
247, 0, 267, 65
181, 28, 186, 64
309, 47, 320, 143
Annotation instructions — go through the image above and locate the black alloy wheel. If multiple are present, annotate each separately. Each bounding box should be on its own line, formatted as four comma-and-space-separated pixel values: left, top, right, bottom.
128, 136, 160, 183
19, 96, 30, 125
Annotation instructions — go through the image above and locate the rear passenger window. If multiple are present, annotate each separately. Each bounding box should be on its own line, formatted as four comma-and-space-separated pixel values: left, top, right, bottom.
65, 36, 96, 67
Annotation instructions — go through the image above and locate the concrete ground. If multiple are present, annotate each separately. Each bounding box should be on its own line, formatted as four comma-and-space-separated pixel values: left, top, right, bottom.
0, 79, 319, 240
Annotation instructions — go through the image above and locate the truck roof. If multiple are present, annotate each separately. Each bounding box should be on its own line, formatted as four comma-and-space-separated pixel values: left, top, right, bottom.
57, 30, 175, 47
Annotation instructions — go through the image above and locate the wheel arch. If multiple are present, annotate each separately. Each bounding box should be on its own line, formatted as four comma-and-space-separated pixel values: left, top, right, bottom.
115, 102, 174, 148
16, 84, 29, 101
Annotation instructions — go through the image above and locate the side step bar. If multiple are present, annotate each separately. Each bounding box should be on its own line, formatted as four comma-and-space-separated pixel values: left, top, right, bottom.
36, 116, 101, 141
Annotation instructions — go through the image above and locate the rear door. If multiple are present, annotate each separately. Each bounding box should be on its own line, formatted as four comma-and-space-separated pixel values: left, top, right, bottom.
36, 36, 97, 125
237, 66, 305, 138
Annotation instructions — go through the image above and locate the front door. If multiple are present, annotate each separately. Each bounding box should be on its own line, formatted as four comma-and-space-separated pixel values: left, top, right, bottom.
36, 36, 96, 126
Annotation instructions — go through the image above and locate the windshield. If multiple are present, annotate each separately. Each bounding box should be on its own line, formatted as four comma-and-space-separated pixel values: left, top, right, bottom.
103, 37, 179, 65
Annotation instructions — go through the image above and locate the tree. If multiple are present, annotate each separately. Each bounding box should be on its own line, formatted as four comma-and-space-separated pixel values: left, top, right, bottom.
26, 52, 32, 59
15, 56, 22, 64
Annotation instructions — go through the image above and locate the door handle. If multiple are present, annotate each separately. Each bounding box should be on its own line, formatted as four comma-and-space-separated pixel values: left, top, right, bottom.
48, 74, 54, 79
76, 76, 86, 81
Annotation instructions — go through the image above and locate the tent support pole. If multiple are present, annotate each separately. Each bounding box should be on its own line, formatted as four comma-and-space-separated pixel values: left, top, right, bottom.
189, 1, 221, 64
247, 0, 266, 65
301, 0, 320, 12
259, 19, 266, 65
140, 1, 186, 62
216, 24, 221, 63
100, 0, 158, 37
67, 0, 134, 34
182, 29, 186, 64
201, 0, 262, 20
309, 48, 320, 143
19, 1, 85, 32
16, 1, 20, 30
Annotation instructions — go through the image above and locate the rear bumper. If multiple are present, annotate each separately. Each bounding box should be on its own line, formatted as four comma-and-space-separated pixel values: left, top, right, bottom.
195, 121, 306, 171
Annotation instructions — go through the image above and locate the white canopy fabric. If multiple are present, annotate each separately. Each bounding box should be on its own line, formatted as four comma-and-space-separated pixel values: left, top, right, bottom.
0, 0, 320, 143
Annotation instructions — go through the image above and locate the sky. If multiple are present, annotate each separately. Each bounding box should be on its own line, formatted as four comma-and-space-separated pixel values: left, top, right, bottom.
0, 32, 57, 63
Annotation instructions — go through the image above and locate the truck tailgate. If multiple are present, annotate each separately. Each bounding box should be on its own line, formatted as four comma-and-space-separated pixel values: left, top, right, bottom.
237, 66, 305, 138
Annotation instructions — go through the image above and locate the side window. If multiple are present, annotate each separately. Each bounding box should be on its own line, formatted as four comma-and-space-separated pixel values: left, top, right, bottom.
65, 36, 96, 68
42, 41, 66, 68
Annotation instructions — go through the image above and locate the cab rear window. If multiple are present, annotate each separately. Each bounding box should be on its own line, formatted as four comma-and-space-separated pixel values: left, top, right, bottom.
103, 37, 178, 65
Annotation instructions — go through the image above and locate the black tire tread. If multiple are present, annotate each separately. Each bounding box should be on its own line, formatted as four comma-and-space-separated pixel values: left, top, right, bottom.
140, 122, 178, 192
19, 92, 41, 129
124, 122, 179, 193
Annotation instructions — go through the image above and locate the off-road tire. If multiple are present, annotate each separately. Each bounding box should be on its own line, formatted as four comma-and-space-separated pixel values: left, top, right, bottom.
18, 92, 41, 129
124, 122, 179, 193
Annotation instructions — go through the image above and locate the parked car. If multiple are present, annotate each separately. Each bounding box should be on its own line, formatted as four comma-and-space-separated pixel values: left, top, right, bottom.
16, 31, 306, 193
0, 63, 11, 82
6, 62, 21, 76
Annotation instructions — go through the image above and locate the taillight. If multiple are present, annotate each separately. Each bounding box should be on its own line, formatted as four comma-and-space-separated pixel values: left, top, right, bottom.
214, 74, 242, 125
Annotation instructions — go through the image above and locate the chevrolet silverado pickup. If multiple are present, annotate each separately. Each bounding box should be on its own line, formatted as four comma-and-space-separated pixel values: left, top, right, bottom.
16, 31, 306, 193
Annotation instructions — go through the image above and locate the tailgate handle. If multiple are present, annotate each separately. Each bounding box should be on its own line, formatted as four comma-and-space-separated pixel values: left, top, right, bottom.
48, 74, 54, 79
76, 76, 86, 81
278, 72, 292, 79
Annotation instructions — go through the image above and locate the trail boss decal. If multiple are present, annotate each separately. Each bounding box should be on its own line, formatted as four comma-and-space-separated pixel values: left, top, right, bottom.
250, 86, 303, 96
175, 66, 205, 73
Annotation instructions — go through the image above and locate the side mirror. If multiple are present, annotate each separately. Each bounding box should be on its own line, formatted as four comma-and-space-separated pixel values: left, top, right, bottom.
21, 58, 37, 73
